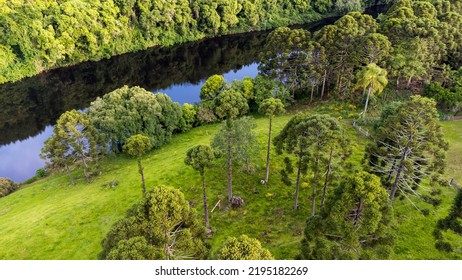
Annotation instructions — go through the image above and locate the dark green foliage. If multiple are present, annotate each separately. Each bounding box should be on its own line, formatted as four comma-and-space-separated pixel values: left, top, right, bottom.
300, 171, 394, 260
365, 96, 449, 205
99, 185, 208, 260
88, 86, 181, 151
41, 109, 104, 184
423, 82, 462, 113
217, 235, 274, 260
434, 189, 462, 252
0, 0, 334, 85
212, 116, 258, 173
0, 178, 19, 198
35, 168, 46, 178
274, 113, 350, 212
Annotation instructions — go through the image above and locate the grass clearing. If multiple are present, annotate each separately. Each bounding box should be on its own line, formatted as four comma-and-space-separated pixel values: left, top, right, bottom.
0, 113, 461, 259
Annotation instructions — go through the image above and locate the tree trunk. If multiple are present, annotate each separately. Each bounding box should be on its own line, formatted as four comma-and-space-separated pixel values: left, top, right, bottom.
386, 158, 397, 185
310, 84, 315, 104
321, 148, 334, 206
66, 164, 74, 186
81, 155, 91, 183
321, 69, 327, 99
294, 155, 302, 210
362, 84, 372, 120
264, 116, 272, 183
406, 76, 412, 89
389, 146, 409, 205
396, 76, 400, 91
227, 120, 233, 202
202, 171, 209, 229
311, 156, 320, 217
138, 158, 146, 194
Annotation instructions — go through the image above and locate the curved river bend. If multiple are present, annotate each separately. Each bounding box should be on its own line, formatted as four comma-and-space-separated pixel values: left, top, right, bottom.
0, 6, 386, 182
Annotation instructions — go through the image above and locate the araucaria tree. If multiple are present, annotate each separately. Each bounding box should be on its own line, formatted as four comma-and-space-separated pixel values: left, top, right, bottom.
185, 145, 217, 230
41, 109, 103, 183
99, 186, 207, 260
123, 134, 153, 195
274, 113, 348, 213
218, 235, 274, 260
365, 96, 449, 205
300, 171, 394, 260
213, 88, 249, 201
259, 98, 285, 183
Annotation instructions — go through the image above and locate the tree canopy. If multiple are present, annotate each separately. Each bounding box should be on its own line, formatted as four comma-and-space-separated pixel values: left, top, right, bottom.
99, 185, 208, 260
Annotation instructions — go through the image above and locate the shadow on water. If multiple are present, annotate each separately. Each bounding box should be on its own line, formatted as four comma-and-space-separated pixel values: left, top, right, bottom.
0, 15, 349, 147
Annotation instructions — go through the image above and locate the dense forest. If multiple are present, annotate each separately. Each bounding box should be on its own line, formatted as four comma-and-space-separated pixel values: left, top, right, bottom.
1, 0, 462, 260
0, 0, 387, 84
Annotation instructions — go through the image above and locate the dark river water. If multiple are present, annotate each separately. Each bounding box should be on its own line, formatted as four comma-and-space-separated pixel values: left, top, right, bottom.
0, 6, 387, 182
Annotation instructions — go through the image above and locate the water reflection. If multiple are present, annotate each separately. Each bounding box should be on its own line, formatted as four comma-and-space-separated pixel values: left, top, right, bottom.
0, 64, 259, 182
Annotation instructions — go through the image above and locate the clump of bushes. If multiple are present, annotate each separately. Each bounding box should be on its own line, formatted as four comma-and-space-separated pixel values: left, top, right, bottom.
0, 178, 19, 198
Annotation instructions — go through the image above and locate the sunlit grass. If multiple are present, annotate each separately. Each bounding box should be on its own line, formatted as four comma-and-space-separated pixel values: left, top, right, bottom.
0, 113, 461, 260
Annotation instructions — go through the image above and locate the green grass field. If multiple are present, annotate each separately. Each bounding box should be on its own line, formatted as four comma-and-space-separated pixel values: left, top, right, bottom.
0, 113, 461, 260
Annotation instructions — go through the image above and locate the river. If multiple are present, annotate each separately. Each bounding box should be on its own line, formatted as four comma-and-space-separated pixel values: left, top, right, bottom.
0, 6, 387, 182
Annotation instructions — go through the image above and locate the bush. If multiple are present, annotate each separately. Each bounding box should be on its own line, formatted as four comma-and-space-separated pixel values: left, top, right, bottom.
35, 168, 46, 178
0, 178, 19, 198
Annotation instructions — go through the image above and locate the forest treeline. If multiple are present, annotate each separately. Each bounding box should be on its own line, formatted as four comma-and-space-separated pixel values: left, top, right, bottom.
0, 0, 384, 84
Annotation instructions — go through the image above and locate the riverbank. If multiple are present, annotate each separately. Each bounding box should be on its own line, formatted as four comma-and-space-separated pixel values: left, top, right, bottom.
0, 1, 389, 85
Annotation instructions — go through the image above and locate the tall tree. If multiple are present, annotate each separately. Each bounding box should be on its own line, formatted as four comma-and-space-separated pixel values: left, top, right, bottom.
40, 133, 75, 185
212, 116, 258, 174
213, 89, 249, 201
365, 96, 448, 205
42, 110, 102, 183
300, 171, 394, 260
275, 113, 346, 213
354, 63, 388, 120
259, 98, 285, 183
99, 186, 207, 260
184, 145, 217, 230
123, 134, 153, 195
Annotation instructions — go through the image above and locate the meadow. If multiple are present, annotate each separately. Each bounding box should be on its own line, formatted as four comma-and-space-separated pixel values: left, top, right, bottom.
0, 110, 461, 260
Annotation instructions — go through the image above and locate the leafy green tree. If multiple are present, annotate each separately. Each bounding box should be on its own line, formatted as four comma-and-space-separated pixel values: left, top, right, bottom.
354, 63, 388, 120
365, 96, 449, 205
212, 116, 258, 174
40, 133, 75, 185
213, 88, 249, 201
100, 186, 207, 260
252, 75, 292, 106
334, 0, 363, 13
88, 86, 181, 151
218, 235, 274, 260
185, 145, 217, 229
124, 134, 153, 195
300, 171, 394, 260
358, 33, 392, 65
42, 110, 102, 183
275, 114, 348, 214
200, 74, 226, 108
259, 98, 285, 183
0, 177, 19, 198
259, 27, 312, 99
177, 103, 197, 132
106, 237, 158, 260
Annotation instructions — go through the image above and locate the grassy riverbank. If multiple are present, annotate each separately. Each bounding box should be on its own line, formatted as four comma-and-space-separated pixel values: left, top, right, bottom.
0, 110, 460, 260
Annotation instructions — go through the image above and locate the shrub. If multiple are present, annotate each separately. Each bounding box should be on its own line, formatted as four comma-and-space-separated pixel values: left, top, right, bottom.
0, 178, 19, 198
